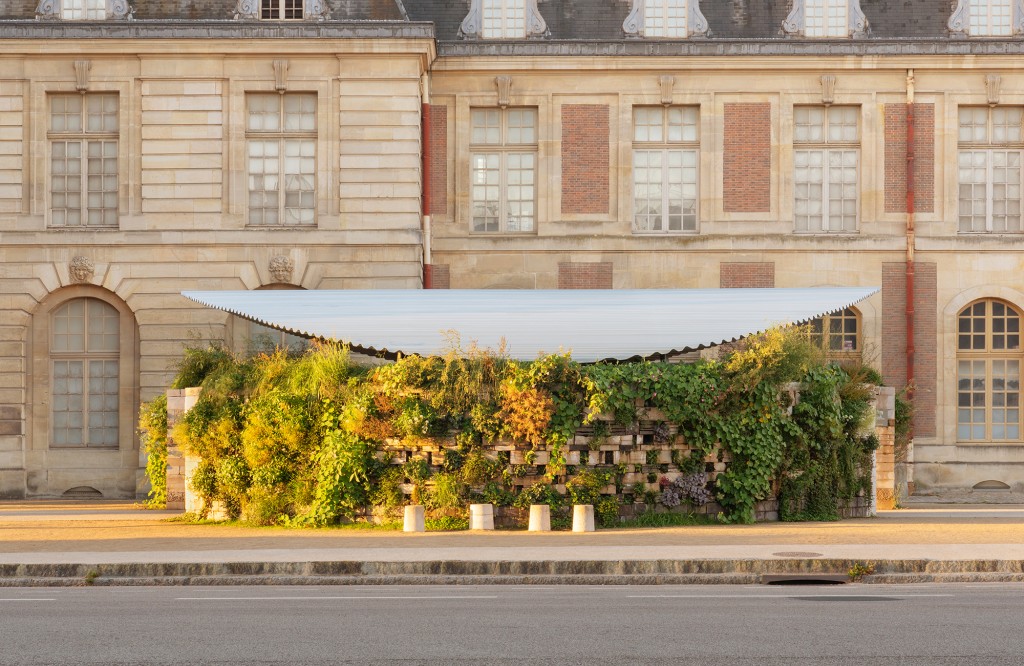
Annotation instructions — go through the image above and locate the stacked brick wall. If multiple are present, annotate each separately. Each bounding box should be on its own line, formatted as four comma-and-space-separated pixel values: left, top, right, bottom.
884, 103, 935, 213
881, 262, 936, 437
429, 105, 447, 217
720, 262, 775, 288
429, 264, 450, 289
558, 262, 612, 289
561, 104, 609, 215
723, 103, 771, 212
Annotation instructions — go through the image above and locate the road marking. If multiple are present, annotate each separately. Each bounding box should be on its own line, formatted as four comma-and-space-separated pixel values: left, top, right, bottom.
0, 599, 55, 602
627, 594, 955, 599
176, 595, 500, 601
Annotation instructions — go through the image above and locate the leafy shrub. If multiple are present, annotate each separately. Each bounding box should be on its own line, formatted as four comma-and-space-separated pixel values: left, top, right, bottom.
565, 468, 606, 506
138, 394, 168, 508
514, 482, 563, 508
595, 496, 620, 528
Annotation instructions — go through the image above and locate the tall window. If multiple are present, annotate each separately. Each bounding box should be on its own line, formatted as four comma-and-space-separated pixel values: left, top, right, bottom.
51, 298, 119, 448
632, 106, 698, 233
809, 307, 860, 357
794, 105, 859, 233
958, 107, 1023, 233
261, 0, 303, 19
482, 0, 525, 38
247, 93, 316, 226
804, 0, 848, 36
969, 0, 1013, 35
61, 0, 106, 19
470, 108, 537, 233
49, 94, 118, 228
644, 0, 687, 37
957, 299, 1022, 441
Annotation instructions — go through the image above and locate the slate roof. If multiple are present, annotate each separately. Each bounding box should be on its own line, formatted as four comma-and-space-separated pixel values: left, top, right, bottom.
0, 0, 1000, 45
404, 0, 963, 40
0, 0, 407, 20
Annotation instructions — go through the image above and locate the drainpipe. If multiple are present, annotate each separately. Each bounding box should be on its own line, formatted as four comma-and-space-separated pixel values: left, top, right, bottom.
905, 70, 916, 413
421, 74, 433, 290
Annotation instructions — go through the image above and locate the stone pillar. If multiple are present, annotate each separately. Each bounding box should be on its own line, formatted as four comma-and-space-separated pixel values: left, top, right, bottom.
528, 504, 551, 532
404, 505, 425, 532
874, 386, 897, 511
469, 503, 494, 530
164, 387, 201, 511
572, 504, 595, 532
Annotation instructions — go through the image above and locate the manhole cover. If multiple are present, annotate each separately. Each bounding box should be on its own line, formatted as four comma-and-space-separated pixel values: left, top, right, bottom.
771, 551, 824, 557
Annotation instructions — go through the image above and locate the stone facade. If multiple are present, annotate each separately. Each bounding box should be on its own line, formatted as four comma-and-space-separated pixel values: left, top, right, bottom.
0, 21, 433, 498
4, 0, 1024, 497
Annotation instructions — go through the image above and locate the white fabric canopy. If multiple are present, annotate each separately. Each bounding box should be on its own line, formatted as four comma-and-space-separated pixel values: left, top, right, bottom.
183, 287, 879, 362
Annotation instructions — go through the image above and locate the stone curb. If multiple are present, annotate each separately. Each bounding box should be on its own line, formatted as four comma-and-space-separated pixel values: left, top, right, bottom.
1, 559, 1023, 587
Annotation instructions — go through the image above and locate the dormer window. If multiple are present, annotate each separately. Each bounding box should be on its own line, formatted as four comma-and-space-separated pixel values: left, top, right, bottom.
233, 0, 328, 21
482, 0, 525, 38
623, 0, 708, 38
261, 0, 302, 20
459, 0, 548, 39
35, 0, 131, 20
62, 0, 105, 19
782, 0, 869, 38
949, 0, 1023, 36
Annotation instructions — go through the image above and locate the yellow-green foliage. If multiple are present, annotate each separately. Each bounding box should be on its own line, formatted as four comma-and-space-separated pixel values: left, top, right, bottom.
138, 394, 168, 508
164, 327, 876, 526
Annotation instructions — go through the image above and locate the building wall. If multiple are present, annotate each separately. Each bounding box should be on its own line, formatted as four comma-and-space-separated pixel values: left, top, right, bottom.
0, 36, 432, 498
428, 58, 1024, 493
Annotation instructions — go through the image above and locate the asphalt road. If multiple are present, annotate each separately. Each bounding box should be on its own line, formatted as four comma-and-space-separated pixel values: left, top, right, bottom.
0, 584, 1021, 665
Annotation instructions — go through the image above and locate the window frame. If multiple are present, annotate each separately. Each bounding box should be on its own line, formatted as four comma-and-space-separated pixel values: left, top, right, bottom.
469, 106, 538, 235
48, 92, 120, 229
949, 0, 1023, 36
259, 0, 303, 20
631, 105, 700, 234
792, 104, 861, 234
782, 0, 869, 38
35, 0, 131, 20
809, 307, 861, 360
459, 0, 547, 39
49, 298, 120, 449
956, 299, 1023, 443
957, 106, 1024, 234
245, 92, 318, 227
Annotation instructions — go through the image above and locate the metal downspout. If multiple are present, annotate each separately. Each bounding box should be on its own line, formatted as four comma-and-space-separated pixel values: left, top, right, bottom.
421, 74, 433, 289
905, 70, 916, 428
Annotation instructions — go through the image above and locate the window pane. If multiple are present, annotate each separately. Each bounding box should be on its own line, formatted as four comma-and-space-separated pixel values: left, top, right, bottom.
794, 107, 824, 143
645, 0, 688, 38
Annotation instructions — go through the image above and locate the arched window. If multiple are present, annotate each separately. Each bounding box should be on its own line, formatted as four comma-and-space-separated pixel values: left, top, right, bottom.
957, 299, 1022, 441
50, 298, 119, 447
809, 307, 860, 358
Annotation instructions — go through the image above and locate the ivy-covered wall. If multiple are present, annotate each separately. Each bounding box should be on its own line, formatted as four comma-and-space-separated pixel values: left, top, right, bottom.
144, 328, 883, 526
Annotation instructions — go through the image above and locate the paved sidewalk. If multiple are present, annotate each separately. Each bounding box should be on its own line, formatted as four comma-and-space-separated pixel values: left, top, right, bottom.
1, 501, 1022, 584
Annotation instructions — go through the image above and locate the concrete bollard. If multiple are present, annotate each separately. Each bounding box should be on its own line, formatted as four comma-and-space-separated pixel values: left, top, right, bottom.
469, 503, 494, 530
403, 505, 425, 532
528, 504, 551, 532
572, 504, 595, 532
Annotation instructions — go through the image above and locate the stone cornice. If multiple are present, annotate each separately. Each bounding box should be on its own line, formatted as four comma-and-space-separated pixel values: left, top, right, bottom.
0, 20, 435, 39
435, 38, 1024, 58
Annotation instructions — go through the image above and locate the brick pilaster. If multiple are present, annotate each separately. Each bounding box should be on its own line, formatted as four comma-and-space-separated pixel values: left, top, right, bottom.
723, 103, 771, 213
884, 103, 934, 214
558, 262, 612, 289
720, 262, 775, 288
561, 104, 609, 215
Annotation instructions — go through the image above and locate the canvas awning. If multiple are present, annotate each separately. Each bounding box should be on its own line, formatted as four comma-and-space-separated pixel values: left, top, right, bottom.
182, 287, 879, 362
